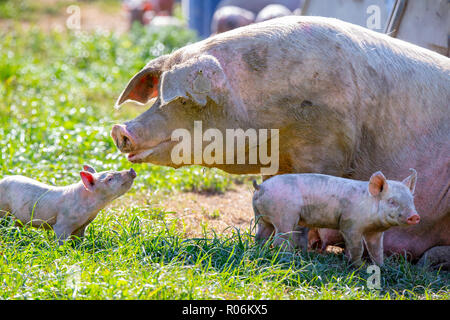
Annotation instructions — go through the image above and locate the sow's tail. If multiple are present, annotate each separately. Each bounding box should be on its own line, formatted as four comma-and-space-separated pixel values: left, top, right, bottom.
252, 180, 260, 191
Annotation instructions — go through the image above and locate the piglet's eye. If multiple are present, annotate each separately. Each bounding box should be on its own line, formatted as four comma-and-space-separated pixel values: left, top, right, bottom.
388, 199, 397, 206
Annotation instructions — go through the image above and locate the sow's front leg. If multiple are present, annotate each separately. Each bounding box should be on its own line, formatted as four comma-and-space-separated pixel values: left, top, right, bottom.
417, 246, 450, 271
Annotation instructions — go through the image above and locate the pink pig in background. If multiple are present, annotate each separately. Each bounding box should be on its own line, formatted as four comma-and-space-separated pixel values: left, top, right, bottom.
252, 169, 420, 266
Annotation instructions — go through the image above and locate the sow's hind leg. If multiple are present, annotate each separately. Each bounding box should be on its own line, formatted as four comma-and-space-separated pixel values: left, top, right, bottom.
417, 246, 450, 271
0, 181, 11, 218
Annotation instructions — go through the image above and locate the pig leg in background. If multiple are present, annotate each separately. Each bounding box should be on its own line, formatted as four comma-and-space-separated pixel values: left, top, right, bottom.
307, 228, 323, 250
255, 219, 275, 245
417, 246, 450, 271
340, 228, 364, 267
317, 228, 345, 251
363, 232, 384, 266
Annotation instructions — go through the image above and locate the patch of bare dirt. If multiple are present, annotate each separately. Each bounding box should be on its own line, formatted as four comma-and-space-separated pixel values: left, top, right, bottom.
114, 183, 344, 254
76, 3, 128, 33
134, 184, 256, 238
157, 184, 256, 237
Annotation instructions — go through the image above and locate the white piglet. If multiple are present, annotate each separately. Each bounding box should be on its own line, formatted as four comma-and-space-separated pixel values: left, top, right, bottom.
0, 165, 136, 244
252, 169, 420, 266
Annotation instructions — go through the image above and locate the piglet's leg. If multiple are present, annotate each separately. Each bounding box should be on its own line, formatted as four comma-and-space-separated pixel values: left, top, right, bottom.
340, 228, 364, 267
272, 224, 299, 251
255, 219, 275, 245
53, 223, 73, 245
363, 232, 384, 266
71, 219, 93, 239
272, 214, 301, 252
71, 225, 87, 239
272, 231, 297, 251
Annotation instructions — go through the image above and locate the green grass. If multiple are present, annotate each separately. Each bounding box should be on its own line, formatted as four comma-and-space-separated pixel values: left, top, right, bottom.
0, 21, 448, 300
1, 212, 448, 299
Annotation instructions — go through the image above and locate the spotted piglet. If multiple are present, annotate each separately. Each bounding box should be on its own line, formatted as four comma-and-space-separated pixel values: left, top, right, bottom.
252, 169, 420, 266
0, 165, 136, 244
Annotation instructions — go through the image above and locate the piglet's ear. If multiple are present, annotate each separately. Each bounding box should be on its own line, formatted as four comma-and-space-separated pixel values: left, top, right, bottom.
369, 171, 388, 197
83, 165, 96, 174
80, 171, 95, 192
402, 168, 417, 194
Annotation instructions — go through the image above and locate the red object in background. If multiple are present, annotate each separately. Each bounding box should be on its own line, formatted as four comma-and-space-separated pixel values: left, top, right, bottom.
123, 0, 174, 27
153, 0, 174, 16
142, 1, 153, 12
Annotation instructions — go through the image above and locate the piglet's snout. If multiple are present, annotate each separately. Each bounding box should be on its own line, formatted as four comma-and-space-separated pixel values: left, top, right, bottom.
406, 213, 420, 225
129, 168, 137, 179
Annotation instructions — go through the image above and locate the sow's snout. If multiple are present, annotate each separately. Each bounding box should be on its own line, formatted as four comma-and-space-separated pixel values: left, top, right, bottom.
111, 124, 137, 153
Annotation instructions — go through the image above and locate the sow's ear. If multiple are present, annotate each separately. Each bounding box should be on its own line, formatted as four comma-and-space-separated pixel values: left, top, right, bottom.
160, 55, 226, 107
368, 171, 388, 197
115, 55, 168, 108
402, 168, 417, 194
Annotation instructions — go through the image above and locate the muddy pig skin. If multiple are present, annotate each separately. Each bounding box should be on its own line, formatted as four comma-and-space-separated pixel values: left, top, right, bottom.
111, 16, 449, 262
0, 165, 136, 244
252, 169, 420, 266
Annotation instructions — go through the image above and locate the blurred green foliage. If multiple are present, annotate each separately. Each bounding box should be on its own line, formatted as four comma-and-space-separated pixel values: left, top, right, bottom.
0, 0, 122, 20
0, 23, 236, 194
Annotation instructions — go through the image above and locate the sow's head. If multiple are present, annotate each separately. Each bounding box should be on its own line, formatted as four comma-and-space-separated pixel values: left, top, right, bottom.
110, 53, 271, 174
